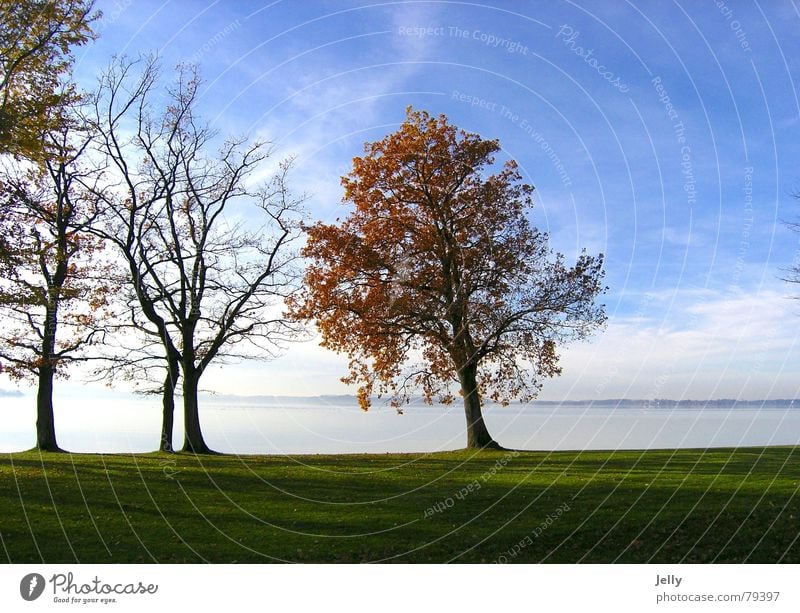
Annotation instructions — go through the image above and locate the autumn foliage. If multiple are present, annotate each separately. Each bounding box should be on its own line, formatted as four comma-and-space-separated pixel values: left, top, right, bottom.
291, 108, 606, 448
0, 131, 110, 450
0, 0, 97, 159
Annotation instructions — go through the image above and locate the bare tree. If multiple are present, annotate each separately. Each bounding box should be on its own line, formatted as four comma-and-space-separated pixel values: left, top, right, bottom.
87, 302, 182, 452
783, 210, 800, 289
89, 57, 305, 453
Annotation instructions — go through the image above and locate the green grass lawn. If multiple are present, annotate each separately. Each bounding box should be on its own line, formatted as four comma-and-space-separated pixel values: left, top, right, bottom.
1, 446, 798, 563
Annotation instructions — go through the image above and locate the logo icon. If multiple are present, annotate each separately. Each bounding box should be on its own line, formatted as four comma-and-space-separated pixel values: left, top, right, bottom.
20, 573, 45, 601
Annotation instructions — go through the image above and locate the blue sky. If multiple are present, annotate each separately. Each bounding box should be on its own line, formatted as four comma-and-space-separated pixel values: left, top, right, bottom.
40, 1, 800, 400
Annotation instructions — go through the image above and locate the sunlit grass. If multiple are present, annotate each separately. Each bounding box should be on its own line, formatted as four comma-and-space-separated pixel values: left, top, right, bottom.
1, 446, 798, 562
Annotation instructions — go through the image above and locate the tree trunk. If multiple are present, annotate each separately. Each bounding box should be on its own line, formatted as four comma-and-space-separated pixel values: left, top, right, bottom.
36, 364, 61, 451
159, 357, 180, 452
458, 362, 501, 450
36, 302, 62, 452
180, 366, 213, 454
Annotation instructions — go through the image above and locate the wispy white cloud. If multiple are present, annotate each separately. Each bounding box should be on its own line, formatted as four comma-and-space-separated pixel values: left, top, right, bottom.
543, 285, 800, 400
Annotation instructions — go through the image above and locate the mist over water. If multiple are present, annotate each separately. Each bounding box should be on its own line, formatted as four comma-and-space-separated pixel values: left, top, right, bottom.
3, 391, 799, 454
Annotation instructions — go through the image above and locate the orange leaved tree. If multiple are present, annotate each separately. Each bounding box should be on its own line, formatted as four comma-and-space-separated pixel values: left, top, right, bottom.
291, 108, 606, 449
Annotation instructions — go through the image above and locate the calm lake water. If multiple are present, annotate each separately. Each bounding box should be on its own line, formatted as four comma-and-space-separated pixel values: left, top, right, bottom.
2, 392, 799, 454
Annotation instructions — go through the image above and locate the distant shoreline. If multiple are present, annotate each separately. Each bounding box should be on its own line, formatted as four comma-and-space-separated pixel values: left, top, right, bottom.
528, 398, 800, 409
3, 389, 798, 408
199, 394, 800, 409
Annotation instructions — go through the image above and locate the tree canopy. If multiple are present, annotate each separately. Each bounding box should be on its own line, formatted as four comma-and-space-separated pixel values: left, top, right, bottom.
89, 57, 306, 453
291, 108, 607, 448
0, 0, 97, 159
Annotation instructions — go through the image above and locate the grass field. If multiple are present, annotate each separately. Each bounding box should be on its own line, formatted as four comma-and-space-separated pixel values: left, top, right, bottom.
1, 446, 798, 563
